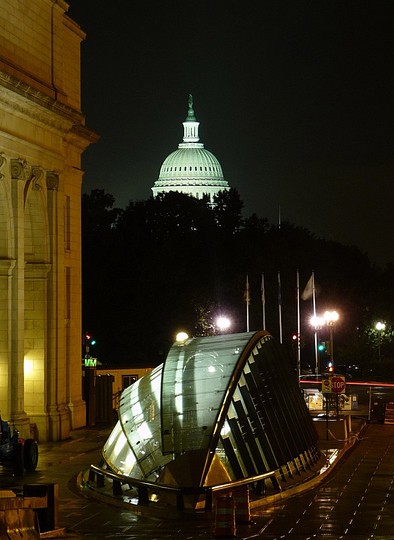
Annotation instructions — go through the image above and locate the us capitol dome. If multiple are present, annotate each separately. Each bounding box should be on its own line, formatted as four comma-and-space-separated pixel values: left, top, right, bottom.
152, 95, 230, 202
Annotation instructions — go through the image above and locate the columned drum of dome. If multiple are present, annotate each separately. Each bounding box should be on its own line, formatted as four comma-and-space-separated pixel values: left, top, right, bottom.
152, 95, 230, 202
102, 331, 321, 508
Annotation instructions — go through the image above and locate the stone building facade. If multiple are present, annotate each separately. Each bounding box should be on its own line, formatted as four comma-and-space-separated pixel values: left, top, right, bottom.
0, 0, 98, 441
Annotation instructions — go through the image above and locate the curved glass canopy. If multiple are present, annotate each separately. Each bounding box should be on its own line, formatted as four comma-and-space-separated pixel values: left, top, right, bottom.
103, 331, 320, 489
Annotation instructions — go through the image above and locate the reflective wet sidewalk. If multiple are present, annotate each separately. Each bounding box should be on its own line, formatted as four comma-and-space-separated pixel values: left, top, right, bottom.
4, 419, 394, 539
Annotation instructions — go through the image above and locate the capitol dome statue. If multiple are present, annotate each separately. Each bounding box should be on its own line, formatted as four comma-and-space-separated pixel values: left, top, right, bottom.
152, 95, 230, 202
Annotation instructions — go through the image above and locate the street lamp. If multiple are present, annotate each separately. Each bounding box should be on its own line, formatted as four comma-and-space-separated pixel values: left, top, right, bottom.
216, 316, 231, 334
375, 321, 386, 361
324, 310, 339, 368
175, 331, 189, 343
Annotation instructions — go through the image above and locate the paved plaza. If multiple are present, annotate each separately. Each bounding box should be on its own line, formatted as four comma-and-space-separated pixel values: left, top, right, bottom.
2, 417, 394, 538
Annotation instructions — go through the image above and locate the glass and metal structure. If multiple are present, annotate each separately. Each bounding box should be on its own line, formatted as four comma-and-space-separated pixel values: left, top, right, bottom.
103, 331, 320, 495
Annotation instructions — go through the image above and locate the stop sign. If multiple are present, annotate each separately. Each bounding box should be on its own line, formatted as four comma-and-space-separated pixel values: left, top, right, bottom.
331, 375, 346, 394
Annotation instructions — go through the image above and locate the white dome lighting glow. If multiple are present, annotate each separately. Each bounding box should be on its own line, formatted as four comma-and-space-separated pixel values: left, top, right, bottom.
152, 95, 230, 203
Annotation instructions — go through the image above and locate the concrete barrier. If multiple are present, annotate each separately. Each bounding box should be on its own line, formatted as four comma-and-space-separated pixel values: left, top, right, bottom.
0, 483, 58, 538
0, 508, 40, 539
23, 484, 58, 532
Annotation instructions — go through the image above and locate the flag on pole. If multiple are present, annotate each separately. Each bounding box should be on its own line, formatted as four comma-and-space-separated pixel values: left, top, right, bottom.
277, 270, 282, 306
301, 274, 314, 301
244, 275, 250, 305
301, 273, 320, 301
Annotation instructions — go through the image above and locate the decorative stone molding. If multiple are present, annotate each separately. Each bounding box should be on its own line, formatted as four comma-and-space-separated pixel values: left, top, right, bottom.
0, 152, 6, 180
0, 70, 82, 131
0, 259, 16, 276
46, 172, 59, 191
31, 166, 44, 192
24, 262, 51, 279
11, 158, 31, 182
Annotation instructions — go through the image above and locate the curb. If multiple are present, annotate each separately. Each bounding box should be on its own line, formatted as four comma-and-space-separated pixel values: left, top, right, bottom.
74, 421, 366, 518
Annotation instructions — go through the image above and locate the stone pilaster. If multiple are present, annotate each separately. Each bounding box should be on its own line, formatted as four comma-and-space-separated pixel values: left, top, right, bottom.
0, 259, 16, 419
9, 159, 30, 435
46, 171, 71, 440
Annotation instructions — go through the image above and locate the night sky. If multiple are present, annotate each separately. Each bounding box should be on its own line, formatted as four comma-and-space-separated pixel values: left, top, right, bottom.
67, 1, 393, 266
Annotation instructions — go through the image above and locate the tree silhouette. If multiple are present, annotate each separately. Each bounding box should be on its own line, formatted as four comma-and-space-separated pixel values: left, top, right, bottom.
81, 189, 393, 377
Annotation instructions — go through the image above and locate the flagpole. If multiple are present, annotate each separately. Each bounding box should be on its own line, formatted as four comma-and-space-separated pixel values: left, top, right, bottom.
296, 270, 301, 378
277, 270, 283, 344
245, 275, 250, 332
261, 272, 266, 330
312, 271, 319, 375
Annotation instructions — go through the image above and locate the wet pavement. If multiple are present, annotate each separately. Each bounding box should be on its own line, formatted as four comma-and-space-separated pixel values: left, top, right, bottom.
2, 418, 394, 539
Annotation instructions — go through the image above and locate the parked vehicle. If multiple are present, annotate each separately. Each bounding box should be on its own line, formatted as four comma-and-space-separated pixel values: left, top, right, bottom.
0, 417, 38, 475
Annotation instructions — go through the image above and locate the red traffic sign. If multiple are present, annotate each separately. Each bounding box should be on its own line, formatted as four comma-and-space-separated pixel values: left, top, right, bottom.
331, 375, 346, 394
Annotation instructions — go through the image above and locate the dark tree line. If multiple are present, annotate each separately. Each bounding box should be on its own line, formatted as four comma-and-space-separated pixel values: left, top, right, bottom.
82, 189, 394, 377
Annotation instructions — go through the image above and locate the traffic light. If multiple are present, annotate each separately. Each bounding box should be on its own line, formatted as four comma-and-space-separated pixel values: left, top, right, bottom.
85, 333, 96, 345
318, 341, 326, 352
84, 333, 96, 357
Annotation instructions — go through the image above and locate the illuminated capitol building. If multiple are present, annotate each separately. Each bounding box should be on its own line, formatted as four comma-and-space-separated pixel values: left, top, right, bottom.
152, 95, 230, 202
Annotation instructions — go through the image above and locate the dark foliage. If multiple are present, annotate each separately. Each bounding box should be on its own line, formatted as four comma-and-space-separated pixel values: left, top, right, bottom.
82, 189, 394, 375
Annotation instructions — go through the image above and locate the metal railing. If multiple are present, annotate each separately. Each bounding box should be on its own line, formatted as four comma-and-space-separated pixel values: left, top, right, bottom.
87, 464, 278, 512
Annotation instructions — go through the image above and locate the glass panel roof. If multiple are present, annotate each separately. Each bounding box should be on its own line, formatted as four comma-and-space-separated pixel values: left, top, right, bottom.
161, 332, 256, 454
103, 364, 173, 479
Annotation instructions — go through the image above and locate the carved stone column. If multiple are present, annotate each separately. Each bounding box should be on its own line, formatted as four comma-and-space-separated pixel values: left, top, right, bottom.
9, 159, 31, 434
0, 259, 16, 420
46, 171, 71, 440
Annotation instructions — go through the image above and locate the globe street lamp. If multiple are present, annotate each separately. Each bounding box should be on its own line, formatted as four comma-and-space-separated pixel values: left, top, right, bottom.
324, 310, 339, 368
375, 321, 386, 361
175, 331, 189, 343
216, 316, 231, 334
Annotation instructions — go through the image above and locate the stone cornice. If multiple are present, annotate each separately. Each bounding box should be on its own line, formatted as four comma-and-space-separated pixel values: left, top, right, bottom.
0, 69, 82, 126
0, 72, 99, 145
25, 262, 52, 279
65, 123, 100, 151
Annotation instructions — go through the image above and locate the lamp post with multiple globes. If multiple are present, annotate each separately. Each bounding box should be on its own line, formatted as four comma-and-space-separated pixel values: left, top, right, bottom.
310, 310, 340, 374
